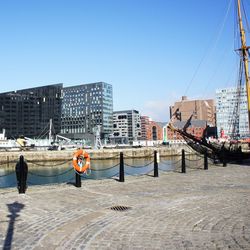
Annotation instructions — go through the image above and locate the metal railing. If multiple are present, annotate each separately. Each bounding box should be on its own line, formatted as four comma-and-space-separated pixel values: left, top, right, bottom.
0, 149, 228, 193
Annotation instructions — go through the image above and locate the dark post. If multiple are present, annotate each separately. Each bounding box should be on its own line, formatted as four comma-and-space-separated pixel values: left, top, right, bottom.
154, 150, 159, 177
119, 152, 125, 182
238, 146, 242, 164
222, 158, 227, 167
222, 148, 227, 167
204, 150, 208, 170
75, 172, 81, 187
181, 149, 186, 173
15, 155, 28, 194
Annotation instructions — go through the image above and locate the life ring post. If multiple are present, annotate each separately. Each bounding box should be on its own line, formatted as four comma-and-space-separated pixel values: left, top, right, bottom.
75, 172, 81, 188
72, 149, 91, 174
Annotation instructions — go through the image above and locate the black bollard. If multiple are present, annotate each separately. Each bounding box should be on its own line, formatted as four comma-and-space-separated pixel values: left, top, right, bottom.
181, 149, 186, 173
222, 158, 227, 167
154, 150, 159, 177
75, 172, 81, 187
222, 148, 227, 167
15, 155, 28, 194
119, 152, 125, 182
237, 146, 242, 164
204, 150, 208, 170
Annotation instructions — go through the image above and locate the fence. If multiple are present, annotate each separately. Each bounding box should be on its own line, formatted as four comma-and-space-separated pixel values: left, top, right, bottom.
0, 149, 228, 193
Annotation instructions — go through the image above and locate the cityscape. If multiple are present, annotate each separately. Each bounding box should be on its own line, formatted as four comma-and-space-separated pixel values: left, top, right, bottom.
0, 81, 248, 147
0, 1, 249, 149
0, 1, 250, 249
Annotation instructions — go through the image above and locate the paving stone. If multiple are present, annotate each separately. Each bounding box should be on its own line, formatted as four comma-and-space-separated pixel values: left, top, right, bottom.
0, 164, 250, 249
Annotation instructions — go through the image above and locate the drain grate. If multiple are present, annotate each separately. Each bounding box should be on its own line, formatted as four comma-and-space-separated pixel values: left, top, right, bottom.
109, 205, 131, 212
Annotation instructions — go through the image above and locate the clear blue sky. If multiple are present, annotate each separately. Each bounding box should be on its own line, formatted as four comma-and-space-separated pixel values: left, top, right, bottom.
0, 0, 249, 121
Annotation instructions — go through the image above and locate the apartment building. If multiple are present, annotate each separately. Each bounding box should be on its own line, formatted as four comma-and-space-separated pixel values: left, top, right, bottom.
216, 86, 249, 138
112, 110, 141, 144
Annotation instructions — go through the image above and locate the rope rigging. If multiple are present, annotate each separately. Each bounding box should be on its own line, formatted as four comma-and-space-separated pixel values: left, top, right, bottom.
241, 0, 250, 34
171, 0, 233, 120
228, 59, 244, 138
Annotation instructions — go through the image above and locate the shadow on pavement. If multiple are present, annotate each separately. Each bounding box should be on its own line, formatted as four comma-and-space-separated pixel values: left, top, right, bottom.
4, 201, 25, 250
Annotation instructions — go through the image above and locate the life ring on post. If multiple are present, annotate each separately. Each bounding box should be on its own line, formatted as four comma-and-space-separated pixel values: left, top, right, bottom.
72, 149, 91, 173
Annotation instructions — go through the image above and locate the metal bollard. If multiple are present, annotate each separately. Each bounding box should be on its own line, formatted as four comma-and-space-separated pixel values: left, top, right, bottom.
154, 150, 159, 177
75, 172, 81, 187
237, 146, 242, 164
222, 159, 227, 167
15, 155, 28, 194
204, 150, 208, 170
222, 148, 227, 167
181, 149, 186, 173
119, 152, 125, 182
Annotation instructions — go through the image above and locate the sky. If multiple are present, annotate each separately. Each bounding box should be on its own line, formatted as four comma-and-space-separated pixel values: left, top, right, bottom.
0, 0, 249, 122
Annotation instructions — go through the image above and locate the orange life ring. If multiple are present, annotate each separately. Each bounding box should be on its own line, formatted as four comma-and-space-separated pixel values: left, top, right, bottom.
72, 149, 91, 173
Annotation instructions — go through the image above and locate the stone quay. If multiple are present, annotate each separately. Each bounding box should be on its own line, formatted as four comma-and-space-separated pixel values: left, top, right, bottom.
0, 162, 250, 249
0, 145, 191, 164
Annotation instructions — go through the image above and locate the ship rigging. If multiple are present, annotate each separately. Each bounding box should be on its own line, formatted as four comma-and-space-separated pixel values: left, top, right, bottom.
168, 0, 250, 163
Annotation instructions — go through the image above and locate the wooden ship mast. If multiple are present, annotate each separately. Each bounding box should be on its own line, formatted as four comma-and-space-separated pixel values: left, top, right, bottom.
237, 0, 250, 132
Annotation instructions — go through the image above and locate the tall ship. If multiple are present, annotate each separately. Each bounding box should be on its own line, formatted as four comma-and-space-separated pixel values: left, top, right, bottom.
168, 0, 250, 163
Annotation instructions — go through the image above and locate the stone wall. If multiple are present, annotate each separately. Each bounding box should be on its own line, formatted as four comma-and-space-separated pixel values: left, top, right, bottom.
0, 144, 192, 164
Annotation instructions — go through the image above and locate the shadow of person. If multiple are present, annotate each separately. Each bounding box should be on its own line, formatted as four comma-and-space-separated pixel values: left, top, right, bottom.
3, 202, 25, 250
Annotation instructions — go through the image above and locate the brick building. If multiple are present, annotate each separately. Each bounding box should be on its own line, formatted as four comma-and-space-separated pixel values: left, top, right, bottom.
141, 116, 163, 141
170, 96, 215, 126
167, 120, 207, 141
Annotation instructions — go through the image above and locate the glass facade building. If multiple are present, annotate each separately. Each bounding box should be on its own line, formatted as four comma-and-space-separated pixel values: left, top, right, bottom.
216, 86, 249, 138
0, 84, 62, 138
61, 82, 113, 141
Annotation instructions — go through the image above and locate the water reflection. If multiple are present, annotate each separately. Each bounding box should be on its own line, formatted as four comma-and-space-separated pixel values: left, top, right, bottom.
0, 166, 16, 189
0, 155, 191, 188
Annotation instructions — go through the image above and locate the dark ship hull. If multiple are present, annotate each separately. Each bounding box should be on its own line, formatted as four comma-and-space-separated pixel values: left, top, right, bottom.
173, 126, 250, 164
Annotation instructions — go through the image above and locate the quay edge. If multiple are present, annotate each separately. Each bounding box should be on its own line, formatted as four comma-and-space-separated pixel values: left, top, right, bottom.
0, 144, 192, 164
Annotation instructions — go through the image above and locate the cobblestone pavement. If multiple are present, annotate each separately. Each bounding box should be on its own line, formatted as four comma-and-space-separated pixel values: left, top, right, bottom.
0, 164, 250, 250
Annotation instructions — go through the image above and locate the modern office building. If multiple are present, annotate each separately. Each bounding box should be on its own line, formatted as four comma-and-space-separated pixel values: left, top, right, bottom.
61, 82, 113, 142
111, 110, 141, 144
0, 84, 62, 138
216, 86, 249, 138
170, 96, 215, 126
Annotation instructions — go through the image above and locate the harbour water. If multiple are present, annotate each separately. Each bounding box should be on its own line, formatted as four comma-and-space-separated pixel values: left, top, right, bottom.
0, 155, 198, 188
